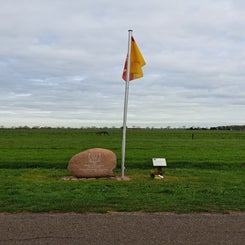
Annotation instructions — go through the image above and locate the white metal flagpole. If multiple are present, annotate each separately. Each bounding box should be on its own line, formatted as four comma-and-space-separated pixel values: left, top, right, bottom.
121, 29, 133, 178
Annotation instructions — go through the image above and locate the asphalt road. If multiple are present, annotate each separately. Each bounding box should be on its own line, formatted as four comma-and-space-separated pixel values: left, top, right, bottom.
0, 212, 244, 244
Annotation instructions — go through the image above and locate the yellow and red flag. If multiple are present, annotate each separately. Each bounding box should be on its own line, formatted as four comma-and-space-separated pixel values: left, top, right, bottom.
122, 37, 146, 81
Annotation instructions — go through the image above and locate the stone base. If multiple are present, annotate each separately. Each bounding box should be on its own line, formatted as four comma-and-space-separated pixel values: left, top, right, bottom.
61, 176, 131, 181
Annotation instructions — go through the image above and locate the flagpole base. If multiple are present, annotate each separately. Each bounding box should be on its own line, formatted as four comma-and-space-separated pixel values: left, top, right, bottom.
116, 176, 131, 181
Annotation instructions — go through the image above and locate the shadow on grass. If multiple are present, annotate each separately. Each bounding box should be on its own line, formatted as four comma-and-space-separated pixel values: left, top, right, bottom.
0, 162, 67, 169
169, 161, 245, 170
0, 161, 244, 172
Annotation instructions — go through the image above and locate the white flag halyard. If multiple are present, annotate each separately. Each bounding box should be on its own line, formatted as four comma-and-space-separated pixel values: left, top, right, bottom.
121, 30, 146, 177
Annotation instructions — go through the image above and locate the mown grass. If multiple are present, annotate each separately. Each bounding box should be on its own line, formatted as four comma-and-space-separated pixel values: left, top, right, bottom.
0, 128, 244, 213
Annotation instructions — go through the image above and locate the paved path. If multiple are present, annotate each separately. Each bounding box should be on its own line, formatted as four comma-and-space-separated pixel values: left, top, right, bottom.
0, 212, 244, 244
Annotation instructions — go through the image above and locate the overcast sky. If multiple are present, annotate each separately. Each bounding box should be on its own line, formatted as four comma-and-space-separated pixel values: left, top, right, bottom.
1, 0, 245, 128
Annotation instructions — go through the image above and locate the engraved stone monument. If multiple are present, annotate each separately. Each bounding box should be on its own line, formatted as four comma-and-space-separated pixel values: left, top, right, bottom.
68, 148, 117, 178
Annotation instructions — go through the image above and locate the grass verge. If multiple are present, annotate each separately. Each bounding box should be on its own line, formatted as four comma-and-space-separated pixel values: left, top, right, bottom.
1, 167, 244, 213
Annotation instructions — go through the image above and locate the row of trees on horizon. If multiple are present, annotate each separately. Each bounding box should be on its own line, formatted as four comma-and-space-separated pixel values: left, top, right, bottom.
1, 125, 245, 131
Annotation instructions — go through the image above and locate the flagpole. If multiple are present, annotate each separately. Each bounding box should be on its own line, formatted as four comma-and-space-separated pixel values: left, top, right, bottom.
121, 29, 133, 178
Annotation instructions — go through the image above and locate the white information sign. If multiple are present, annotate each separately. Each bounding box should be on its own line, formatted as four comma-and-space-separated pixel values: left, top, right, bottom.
152, 158, 167, 167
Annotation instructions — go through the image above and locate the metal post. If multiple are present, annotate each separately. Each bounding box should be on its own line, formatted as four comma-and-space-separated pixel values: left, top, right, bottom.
121, 30, 133, 177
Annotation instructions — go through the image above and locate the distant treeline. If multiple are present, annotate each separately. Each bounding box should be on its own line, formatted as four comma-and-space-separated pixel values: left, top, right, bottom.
187, 125, 245, 131
1, 125, 245, 130
209, 125, 245, 131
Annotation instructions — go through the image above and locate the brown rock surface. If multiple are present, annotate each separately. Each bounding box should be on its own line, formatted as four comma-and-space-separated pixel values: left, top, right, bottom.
68, 148, 117, 178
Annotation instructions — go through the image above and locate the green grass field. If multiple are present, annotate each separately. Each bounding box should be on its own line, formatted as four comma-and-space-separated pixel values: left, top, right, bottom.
0, 128, 244, 213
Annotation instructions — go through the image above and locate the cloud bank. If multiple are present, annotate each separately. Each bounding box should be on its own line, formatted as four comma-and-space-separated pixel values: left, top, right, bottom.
0, 0, 245, 128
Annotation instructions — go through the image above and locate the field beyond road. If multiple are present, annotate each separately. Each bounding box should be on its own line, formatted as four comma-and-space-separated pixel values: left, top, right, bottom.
0, 128, 244, 213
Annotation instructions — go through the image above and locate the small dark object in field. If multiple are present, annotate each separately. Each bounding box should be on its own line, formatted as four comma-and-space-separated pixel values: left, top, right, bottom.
96, 131, 109, 135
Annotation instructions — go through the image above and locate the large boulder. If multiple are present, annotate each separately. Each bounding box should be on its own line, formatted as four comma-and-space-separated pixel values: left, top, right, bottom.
68, 148, 117, 178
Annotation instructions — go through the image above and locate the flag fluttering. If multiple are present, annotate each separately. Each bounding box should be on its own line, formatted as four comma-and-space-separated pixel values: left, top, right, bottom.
122, 37, 146, 81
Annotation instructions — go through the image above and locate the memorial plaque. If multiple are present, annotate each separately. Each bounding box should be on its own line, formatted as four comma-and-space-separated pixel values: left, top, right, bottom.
152, 158, 167, 166
68, 148, 117, 178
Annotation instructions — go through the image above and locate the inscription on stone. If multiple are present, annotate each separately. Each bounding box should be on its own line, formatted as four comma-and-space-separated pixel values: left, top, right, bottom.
68, 148, 117, 178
